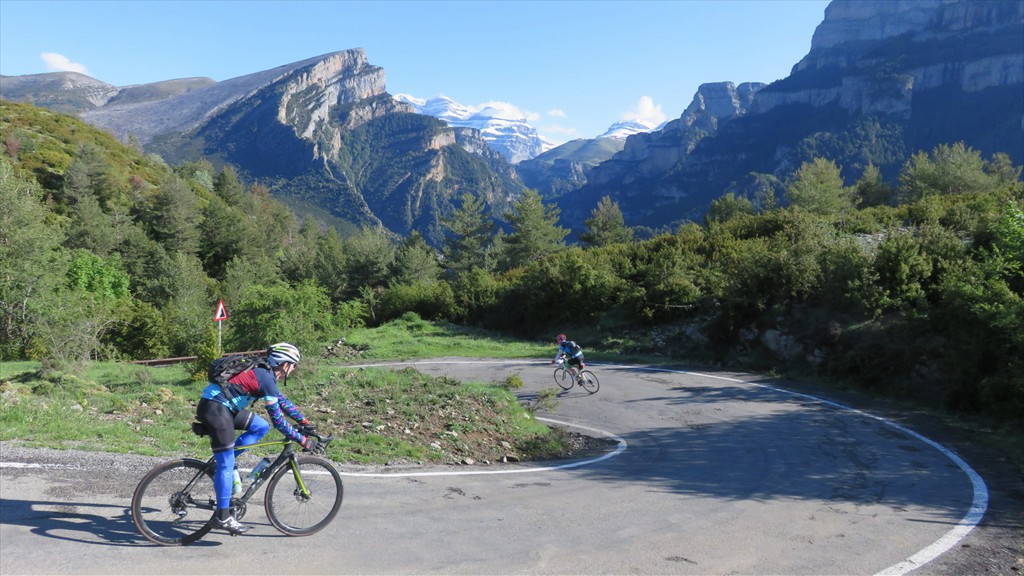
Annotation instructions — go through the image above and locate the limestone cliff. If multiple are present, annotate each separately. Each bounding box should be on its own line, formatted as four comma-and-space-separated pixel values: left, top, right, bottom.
75, 49, 396, 146
756, 0, 1024, 116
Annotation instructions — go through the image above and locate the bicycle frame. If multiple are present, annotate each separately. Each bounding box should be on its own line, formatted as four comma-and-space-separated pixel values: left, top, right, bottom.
184, 438, 305, 510
556, 358, 579, 379
132, 430, 339, 545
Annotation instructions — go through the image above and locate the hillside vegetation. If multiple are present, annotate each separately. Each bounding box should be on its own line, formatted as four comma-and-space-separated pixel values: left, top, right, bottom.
1, 100, 1022, 457
0, 316, 589, 464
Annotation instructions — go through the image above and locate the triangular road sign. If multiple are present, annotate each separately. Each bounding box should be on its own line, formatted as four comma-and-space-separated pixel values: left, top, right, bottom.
214, 299, 229, 321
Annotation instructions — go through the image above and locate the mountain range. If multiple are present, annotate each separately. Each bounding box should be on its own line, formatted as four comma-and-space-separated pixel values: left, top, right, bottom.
1, 0, 1020, 243
393, 94, 660, 164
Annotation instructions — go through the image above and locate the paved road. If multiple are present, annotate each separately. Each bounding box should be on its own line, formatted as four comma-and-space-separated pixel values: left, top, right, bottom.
0, 359, 987, 575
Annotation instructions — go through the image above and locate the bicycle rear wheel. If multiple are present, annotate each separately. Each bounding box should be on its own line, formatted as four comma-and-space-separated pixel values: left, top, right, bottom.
265, 455, 343, 536
579, 370, 600, 394
554, 367, 574, 390
131, 458, 215, 545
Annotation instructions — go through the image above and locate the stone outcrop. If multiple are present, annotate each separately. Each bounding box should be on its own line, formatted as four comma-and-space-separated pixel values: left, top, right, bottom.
756, 0, 1024, 116
806, 0, 1021, 51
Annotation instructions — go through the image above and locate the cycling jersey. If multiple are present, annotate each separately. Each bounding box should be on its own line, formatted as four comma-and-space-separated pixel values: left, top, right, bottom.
197, 364, 311, 512
556, 340, 583, 360
200, 366, 308, 445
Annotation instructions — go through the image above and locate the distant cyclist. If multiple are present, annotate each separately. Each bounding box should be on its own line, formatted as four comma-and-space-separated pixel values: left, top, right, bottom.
552, 334, 585, 376
195, 342, 321, 535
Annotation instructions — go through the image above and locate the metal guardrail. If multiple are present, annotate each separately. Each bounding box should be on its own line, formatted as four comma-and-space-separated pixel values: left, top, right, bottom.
129, 350, 265, 367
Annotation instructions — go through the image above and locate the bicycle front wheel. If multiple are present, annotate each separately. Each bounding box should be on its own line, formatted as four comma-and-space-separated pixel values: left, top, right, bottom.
554, 367, 573, 390
265, 456, 343, 536
131, 458, 215, 546
579, 370, 600, 394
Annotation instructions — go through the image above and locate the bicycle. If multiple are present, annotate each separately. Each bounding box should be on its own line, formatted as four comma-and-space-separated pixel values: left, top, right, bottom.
131, 431, 342, 546
553, 358, 600, 394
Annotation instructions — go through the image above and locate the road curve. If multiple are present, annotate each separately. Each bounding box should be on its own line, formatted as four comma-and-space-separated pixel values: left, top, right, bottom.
0, 358, 987, 575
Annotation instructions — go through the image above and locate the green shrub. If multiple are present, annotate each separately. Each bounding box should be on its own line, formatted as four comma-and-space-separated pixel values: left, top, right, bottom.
377, 281, 456, 322
228, 281, 334, 352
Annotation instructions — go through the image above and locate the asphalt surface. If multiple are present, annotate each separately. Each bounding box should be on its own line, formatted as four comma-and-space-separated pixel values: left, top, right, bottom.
0, 359, 1008, 575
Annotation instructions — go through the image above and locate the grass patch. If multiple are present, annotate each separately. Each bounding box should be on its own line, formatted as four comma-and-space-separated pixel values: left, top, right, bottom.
0, 325, 576, 465
0, 362, 209, 457
341, 314, 551, 360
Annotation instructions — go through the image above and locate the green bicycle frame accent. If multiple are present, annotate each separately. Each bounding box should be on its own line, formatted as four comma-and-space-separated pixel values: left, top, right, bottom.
202, 437, 303, 502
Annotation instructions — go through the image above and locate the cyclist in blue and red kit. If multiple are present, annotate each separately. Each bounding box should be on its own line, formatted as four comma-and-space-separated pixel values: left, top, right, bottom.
552, 333, 586, 376
196, 342, 321, 535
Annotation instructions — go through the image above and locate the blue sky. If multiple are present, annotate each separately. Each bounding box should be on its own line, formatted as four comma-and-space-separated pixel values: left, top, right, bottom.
0, 0, 831, 145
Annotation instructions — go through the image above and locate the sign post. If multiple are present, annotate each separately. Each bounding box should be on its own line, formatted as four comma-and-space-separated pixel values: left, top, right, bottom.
214, 299, 229, 355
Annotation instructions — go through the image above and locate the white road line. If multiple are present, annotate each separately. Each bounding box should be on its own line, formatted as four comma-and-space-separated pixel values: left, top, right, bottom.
0, 359, 986, 575
600, 362, 989, 576
0, 462, 78, 469
346, 359, 989, 575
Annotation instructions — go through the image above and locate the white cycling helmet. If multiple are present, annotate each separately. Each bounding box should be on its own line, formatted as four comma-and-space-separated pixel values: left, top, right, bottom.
267, 342, 301, 367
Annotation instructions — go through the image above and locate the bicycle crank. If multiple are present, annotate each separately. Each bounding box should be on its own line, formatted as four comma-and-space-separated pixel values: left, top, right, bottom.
230, 501, 248, 520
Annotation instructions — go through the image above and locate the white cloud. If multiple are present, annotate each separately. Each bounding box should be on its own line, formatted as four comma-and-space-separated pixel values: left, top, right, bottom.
471, 100, 529, 121
536, 123, 581, 148
540, 124, 579, 136
622, 96, 667, 126
547, 108, 567, 118
40, 52, 89, 74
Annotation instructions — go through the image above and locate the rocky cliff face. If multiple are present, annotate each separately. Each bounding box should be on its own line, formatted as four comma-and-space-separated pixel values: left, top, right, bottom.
756, 0, 1024, 116
806, 0, 1019, 50
560, 0, 1022, 232
279, 50, 394, 138
75, 49, 393, 145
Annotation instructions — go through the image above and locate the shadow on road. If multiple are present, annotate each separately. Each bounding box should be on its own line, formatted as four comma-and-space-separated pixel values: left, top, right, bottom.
0, 498, 219, 547
530, 364, 978, 523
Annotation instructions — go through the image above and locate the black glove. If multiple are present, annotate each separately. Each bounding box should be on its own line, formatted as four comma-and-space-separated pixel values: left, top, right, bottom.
302, 437, 325, 454
299, 422, 318, 436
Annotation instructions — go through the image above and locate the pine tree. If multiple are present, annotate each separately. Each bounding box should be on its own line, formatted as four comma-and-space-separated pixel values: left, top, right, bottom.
442, 192, 496, 276
785, 158, 855, 217
580, 196, 633, 247
496, 190, 568, 271
391, 232, 443, 286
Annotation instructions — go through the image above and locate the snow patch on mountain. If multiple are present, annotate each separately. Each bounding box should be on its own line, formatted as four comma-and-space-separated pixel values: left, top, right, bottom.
598, 119, 661, 140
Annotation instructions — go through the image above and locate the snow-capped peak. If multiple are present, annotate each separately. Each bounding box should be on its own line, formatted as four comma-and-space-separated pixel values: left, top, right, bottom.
395, 94, 546, 164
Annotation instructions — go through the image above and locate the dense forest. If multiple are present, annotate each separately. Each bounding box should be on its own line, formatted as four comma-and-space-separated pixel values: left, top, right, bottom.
1, 100, 1021, 426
